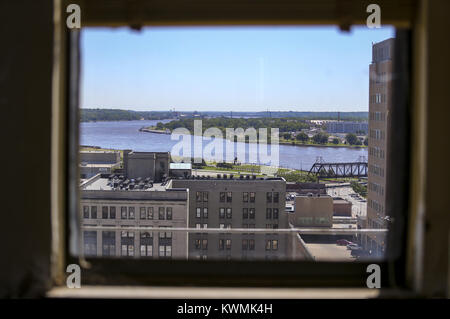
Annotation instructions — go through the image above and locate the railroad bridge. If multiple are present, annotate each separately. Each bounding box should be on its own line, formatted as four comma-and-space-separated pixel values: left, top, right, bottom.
308, 161, 368, 178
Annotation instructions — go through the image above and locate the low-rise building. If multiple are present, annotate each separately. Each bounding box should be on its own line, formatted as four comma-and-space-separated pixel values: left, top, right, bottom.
290, 194, 333, 228
80, 150, 121, 178
80, 173, 189, 259
123, 150, 170, 182
333, 197, 353, 217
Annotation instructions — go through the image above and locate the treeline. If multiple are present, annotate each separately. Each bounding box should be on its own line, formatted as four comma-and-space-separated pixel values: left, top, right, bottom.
155, 117, 310, 134
80, 109, 174, 122
194, 111, 368, 121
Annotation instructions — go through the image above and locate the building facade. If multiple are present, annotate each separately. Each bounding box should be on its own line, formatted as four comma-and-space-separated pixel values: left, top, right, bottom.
169, 176, 289, 260
325, 121, 369, 134
365, 38, 394, 256
290, 195, 334, 228
80, 174, 189, 259
123, 150, 170, 182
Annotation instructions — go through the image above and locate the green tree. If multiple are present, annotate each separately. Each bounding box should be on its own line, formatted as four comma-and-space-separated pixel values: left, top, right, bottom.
332, 138, 339, 144
312, 132, 329, 144
363, 136, 369, 146
282, 133, 292, 140
296, 132, 309, 143
345, 133, 358, 145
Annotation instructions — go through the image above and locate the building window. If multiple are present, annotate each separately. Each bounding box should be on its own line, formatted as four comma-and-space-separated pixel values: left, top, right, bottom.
225, 239, 232, 250
250, 192, 255, 203
219, 223, 225, 229
227, 192, 232, 203
159, 227, 172, 239
203, 207, 208, 218
242, 239, 248, 250
121, 231, 135, 257
159, 207, 165, 220
102, 206, 108, 219
266, 192, 272, 203
273, 192, 279, 203
196, 191, 202, 202
272, 240, 278, 250
249, 239, 255, 250
128, 206, 135, 219
196, 207, 201, 218
91, 206, 97, 219
243, 192, 249, 203
265, 240, 271, 251
159, 245, 172, 258
219, 208, 225, 219
219, 192, 225, 202
140, 207, 147, 219
249, 208, 255, 219
195, 239, 201, 249
226, 208, 232, 219
266, 208, 272, 219
219, 239, 224, 250
102, 231, 115, 256
202, 239, 208, 250
83, 231, 97, 256
83, 206, 89, 219
166, 207, 173, 220
147, 207, 154, 220
203, 192, 208, 202
121, 206, 127, 219
140, 232, 153, 258
110, 206, 116, 219
273, 208, 279, 219
243, 208, 248, 219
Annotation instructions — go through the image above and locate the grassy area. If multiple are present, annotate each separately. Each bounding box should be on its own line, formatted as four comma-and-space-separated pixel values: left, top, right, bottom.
276, 169, 318, 183
351, 181, 367, 198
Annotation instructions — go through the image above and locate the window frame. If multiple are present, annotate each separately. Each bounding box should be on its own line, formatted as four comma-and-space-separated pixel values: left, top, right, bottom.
63, 2, 413, 289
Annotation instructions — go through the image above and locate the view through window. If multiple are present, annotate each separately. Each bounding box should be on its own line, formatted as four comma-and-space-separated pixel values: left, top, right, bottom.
78, 26, 396, 262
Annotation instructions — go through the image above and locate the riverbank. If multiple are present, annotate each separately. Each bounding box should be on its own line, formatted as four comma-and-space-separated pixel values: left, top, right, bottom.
140, 126, 366, 149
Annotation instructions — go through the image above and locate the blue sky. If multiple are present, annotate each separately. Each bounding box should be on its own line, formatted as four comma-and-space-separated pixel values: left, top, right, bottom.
81, 26, 394, 112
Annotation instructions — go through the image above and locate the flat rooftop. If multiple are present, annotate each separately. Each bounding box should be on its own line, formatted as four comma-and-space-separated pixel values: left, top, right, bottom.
81, 175, 167, 192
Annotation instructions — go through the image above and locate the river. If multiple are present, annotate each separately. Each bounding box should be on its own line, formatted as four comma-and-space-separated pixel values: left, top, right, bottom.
80, 120, 367, 171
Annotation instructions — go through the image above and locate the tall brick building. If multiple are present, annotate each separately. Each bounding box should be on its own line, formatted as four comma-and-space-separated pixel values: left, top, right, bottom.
365, 38, 395, 257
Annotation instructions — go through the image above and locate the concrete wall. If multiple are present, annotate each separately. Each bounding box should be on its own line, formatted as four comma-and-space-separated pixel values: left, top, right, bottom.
291, 195, 333, 228
124, 151, 169, 182
333, 199, 352, 217
80, 151, 120, 164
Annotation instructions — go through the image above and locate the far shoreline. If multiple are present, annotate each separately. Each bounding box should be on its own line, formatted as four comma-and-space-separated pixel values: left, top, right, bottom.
139, 128, 367, 150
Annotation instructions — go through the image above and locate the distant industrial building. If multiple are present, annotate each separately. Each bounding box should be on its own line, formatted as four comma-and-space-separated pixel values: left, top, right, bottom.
123, 150, 170, 182
325, 121, 368, 134
80, 150, 121, 178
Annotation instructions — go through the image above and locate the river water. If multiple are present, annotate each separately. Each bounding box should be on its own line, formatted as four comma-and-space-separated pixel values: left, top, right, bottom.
80, 120, 367, 171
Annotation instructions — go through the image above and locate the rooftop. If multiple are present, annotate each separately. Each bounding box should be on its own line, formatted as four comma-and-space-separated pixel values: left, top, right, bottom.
81, 174, 167, 191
